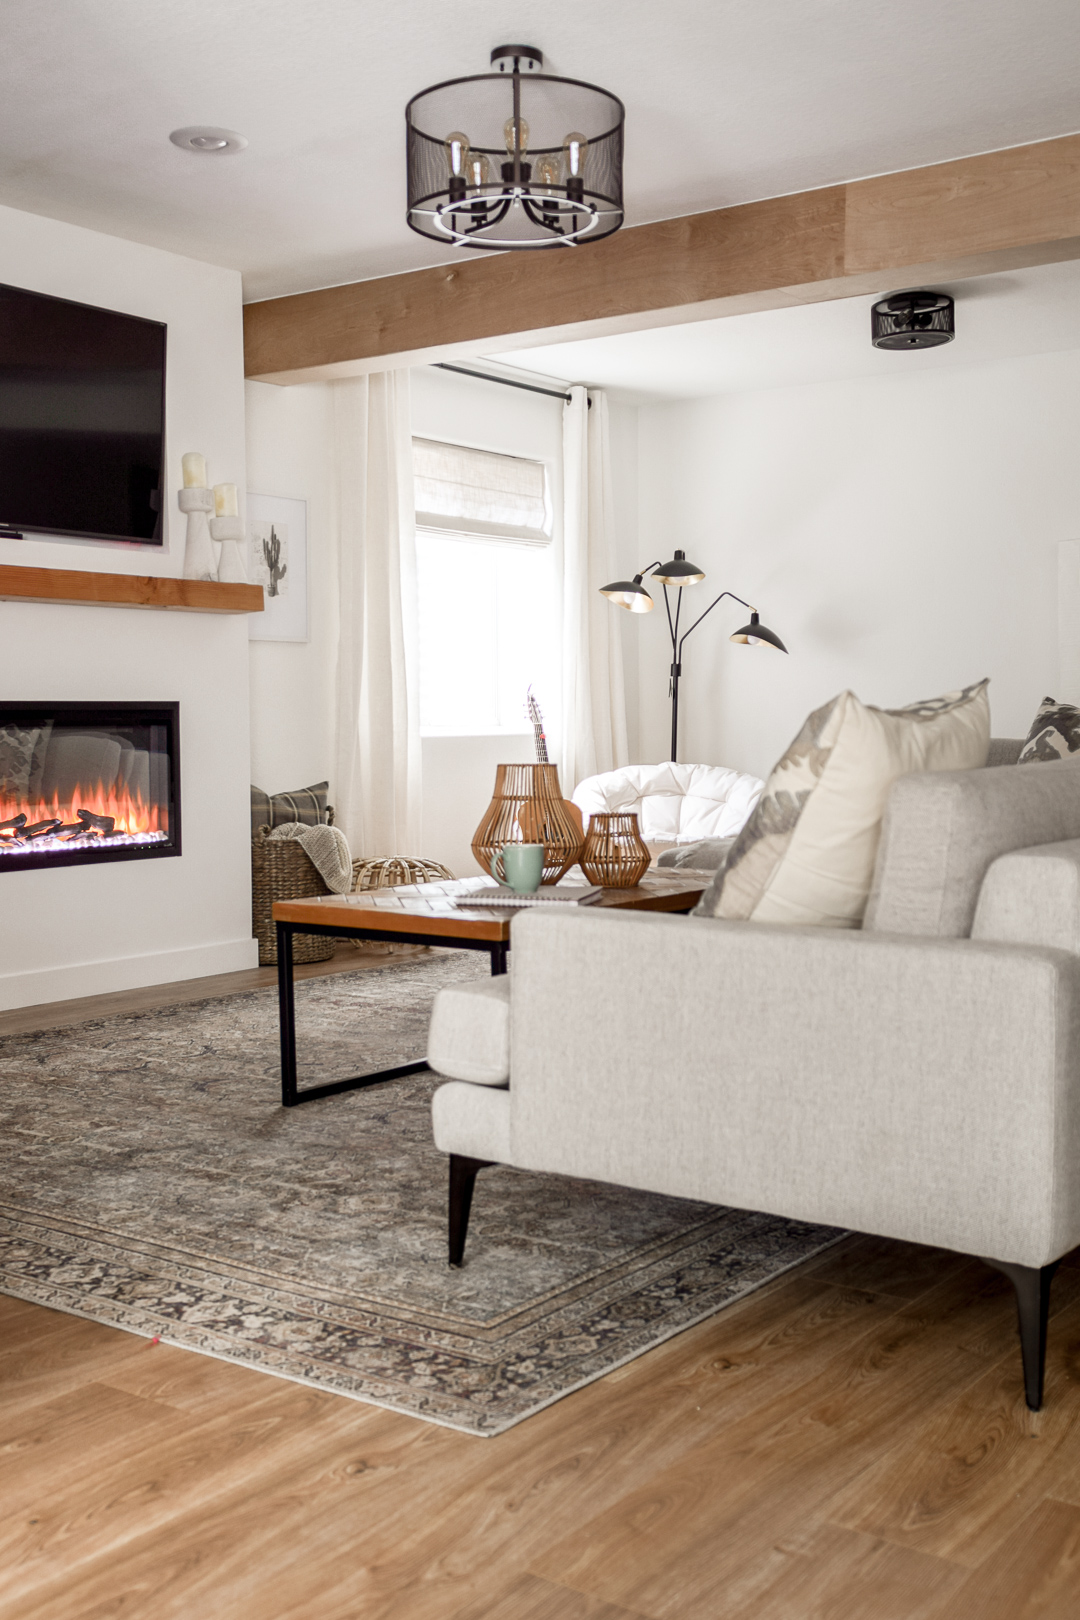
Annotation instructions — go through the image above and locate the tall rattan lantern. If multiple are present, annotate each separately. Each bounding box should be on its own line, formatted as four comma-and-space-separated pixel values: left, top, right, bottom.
471, 763, 584, 883
406, 46, 624, 250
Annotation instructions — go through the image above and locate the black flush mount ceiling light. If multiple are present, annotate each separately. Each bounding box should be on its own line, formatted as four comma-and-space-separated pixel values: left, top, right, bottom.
601, 551, 788, 761
406, 45, 624, 249
871, 290, 955, 350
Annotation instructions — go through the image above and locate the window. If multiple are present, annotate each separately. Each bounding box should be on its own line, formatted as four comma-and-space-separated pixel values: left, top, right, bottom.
414, 438, 558, 734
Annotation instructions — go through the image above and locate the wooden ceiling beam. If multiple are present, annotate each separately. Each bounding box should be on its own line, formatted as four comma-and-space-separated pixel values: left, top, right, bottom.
244, 134, 1080, 383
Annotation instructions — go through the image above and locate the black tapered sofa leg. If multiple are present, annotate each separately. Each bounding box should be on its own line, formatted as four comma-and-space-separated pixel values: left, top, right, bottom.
985, 1258, 1060, 1410
448, 1155, 494, 1268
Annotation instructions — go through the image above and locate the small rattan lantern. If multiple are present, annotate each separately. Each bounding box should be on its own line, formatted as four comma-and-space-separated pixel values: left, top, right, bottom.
471, 763, 584, 884
579, 811, 651, 889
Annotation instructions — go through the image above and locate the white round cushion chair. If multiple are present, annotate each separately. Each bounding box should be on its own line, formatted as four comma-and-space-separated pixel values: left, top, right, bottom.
571, 762, 764, 856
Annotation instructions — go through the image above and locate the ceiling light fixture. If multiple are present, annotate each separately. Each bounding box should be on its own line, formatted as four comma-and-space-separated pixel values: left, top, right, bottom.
406, 45, 624, 250
169, 127, 248, 156
871, 291, 955, 349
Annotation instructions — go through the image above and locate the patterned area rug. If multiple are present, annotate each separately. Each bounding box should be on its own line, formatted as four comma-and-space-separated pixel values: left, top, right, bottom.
0, 954, 841, 1435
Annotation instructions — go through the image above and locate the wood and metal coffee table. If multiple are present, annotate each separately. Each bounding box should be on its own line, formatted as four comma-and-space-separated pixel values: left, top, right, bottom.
272, 871, 707, 1107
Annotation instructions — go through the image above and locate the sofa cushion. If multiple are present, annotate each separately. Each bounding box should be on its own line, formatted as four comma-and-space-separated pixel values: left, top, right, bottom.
251, 780, 329, 833
432, 1081, 512, 1162
987, 737, 1023, 767
428, 976, 510, 1086
1018, 697, 1080, 764
866, 753, 1080, 938
696, 680, 990, 929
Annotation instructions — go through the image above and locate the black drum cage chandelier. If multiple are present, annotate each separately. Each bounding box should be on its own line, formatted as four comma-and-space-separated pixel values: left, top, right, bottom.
406, 45, 625, 250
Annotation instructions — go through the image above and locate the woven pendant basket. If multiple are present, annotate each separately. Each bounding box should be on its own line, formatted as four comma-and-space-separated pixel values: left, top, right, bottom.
347, 856, 456, 954
251, 825, 335, 966
579, 811, 651, 889
471, 763, 584, 885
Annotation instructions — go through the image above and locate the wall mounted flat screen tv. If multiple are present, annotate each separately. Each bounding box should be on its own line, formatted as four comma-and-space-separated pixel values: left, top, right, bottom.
0, 283, 166, 544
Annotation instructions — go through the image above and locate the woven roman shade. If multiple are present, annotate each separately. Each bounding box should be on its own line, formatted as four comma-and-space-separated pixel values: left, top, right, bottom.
413, 437, 550, 544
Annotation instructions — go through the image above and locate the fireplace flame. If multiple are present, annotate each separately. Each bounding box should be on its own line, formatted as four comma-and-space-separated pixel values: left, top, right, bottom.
0, 779, 168, 849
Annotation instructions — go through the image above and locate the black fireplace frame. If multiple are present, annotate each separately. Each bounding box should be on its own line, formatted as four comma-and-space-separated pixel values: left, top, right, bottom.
0, 701, 181, 873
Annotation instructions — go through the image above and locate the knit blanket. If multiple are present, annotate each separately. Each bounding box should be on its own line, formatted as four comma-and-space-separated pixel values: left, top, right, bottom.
268, 821, 353, 894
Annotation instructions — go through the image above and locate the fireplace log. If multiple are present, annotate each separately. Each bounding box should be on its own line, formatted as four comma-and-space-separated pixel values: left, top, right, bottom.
26, 819, 63, 838
0, 814, 28, 832
77, 809, 116, 834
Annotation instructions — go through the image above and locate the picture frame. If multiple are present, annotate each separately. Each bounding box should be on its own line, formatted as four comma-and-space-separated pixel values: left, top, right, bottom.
247, 492, 308, 642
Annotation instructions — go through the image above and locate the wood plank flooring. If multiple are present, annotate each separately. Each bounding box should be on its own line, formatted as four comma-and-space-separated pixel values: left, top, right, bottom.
2, 959, 1080, 1617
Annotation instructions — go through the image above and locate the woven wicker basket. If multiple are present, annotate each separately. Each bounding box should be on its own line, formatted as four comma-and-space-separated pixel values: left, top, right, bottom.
347, 856, 455, 954
251, 825, 335, 966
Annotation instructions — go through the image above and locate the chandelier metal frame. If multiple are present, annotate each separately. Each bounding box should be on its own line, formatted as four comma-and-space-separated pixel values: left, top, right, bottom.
406, 46, 625, 251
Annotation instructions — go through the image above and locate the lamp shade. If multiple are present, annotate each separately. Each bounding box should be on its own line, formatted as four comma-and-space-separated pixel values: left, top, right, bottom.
652, 549, 705, 586
600, 574, 654, 612
730, 611, 787, 652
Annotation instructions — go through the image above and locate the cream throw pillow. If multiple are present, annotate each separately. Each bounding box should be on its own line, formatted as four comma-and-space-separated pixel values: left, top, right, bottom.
696, 679, 990, 928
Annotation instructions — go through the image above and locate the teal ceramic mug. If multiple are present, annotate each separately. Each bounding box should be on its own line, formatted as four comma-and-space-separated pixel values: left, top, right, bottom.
494, 842, 544, 893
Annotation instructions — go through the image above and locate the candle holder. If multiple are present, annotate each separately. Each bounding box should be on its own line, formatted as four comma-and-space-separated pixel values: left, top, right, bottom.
471, 763, 584, 885
579, 811, 651, 888
178, 485, 216, 581
211, 515, 248, 582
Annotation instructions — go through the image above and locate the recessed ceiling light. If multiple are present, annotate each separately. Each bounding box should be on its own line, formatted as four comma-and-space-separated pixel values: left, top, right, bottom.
169, 127, 248, 155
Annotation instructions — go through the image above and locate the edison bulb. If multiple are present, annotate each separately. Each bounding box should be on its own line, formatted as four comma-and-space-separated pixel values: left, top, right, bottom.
534, 153, 561, 187
444, 131, 470, 178
563, 131, 588, 176
466, 152, 493, 189
503, 115, 529, 155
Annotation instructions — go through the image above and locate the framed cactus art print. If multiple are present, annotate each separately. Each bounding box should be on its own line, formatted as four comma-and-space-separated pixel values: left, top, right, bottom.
247, 492, 308, 642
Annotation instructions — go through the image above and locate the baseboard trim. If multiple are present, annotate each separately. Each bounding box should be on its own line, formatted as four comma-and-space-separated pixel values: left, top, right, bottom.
0, 938, 261, 1012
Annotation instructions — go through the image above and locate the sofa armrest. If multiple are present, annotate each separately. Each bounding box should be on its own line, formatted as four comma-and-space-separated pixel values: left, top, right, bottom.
506, 908, 1080, 1268
973, 840, 1080, 955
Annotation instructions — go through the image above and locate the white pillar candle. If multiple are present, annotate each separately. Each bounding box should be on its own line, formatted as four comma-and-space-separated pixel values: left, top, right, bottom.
213, 482, 238, 517
182, 452, 207, 488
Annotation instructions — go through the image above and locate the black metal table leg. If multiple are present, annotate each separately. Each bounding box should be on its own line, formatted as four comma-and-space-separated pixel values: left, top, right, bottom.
277, 921, 298, 1107
275, 921, 510, 1107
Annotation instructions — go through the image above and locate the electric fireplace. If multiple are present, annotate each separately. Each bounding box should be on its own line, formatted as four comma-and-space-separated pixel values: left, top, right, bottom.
0, 702, 180, 872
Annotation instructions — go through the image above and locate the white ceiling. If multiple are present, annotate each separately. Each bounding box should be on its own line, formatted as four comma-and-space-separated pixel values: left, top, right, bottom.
489, 261, 1080, 401
0, 1, 1077, 302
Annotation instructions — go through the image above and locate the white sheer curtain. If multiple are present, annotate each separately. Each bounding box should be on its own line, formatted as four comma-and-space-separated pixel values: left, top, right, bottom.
332, 371, 422, 857
560, 385, 629, 791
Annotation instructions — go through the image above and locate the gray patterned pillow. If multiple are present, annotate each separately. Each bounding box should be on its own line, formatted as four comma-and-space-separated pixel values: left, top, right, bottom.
1018, 697, 1080, 763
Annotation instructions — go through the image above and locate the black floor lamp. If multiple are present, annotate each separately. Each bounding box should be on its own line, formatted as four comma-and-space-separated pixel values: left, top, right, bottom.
600, 551, 787, 761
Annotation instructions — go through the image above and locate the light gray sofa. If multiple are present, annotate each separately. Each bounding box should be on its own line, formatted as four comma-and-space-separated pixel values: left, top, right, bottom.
428, 739, 1080, 1409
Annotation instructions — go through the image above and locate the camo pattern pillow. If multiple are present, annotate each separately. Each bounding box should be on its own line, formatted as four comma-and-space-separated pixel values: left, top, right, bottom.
0, 722, 52, 803
1017, 697, 1080, 764
695, 679, 990, 929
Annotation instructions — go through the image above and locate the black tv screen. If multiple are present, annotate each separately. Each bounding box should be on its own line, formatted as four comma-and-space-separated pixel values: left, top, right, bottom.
0, 283, 166, 544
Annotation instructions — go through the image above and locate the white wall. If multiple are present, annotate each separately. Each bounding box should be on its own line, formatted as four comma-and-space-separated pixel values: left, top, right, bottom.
635, 348, 1080, 780
245, 379, 336, 790
0, 204, 255, 1009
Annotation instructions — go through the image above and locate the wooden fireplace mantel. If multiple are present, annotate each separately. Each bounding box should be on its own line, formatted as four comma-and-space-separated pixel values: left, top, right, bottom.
0, 565, 264, 614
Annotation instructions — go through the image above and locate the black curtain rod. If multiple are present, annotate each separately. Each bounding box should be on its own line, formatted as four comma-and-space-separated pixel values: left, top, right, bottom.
433, 362, 589, 406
